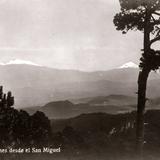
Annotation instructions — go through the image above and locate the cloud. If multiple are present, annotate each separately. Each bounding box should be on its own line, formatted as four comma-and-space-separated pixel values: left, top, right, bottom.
0, 0, 141, 71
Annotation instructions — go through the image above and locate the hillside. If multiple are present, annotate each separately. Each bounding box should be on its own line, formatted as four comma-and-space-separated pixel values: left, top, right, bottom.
50, 110, 160, 159
40, 100, 75, 118
51, 112, 135, 133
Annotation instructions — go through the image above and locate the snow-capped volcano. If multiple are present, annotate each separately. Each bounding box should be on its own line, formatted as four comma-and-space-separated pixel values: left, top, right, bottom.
0, 59, 41, 66
118, 62, 138, 69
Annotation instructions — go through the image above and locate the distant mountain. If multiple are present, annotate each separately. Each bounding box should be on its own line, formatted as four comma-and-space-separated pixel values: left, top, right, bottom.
0, 63, 160, 108
87, 95, 137, 106
0, 59, 41, 66
40, 100, 75, 118
23, 95, 137, 119
23, 93, 160, 119
118, 61, 138, 69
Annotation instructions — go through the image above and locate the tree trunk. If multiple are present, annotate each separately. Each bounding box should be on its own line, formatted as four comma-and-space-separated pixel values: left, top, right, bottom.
136, 9, 151, 158
136, 67, 150, 158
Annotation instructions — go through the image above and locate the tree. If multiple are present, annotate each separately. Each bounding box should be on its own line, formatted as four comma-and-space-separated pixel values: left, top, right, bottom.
30, 111, 51, 146
0, 86, 52, 148
113, 0, 160, 157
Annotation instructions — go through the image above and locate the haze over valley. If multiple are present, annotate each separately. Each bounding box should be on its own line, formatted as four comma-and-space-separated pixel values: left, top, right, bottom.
0, 61, 160, 119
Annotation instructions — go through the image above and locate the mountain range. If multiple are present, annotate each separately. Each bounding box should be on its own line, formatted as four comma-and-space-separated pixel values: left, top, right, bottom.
23, 95, 136, 119
23, 94, 160, 119
0, 61, 160, 108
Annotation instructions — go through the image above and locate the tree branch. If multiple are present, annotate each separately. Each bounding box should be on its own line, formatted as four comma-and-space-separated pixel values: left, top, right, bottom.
152, 19, 160, 25
151, 15, 156, 22
150, 35, 160, 46
153, 12, 160, 16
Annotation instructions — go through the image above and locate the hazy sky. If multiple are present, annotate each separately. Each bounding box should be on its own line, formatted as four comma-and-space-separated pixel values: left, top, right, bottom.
0, 0, 143, 71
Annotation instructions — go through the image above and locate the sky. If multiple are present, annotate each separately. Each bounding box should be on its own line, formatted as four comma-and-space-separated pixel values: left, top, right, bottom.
0, 0, 143, 71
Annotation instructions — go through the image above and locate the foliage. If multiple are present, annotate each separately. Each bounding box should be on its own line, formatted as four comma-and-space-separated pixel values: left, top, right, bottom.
0, 86, 51, 148
30, 111, 51, 146
50, 111, 160, 158
114, 0, 160, 70
114, 0, 160, 33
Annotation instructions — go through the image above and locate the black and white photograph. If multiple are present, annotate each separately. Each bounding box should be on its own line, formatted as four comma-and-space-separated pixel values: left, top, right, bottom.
0, 0, 160, 159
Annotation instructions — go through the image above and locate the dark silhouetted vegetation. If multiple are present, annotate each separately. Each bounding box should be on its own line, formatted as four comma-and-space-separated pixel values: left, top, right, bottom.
50, 110, 160, 160
0, 86, 51, 159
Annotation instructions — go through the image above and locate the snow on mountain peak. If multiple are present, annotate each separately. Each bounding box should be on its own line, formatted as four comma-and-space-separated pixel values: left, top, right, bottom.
0, 59, 42, 66
118, 62, 138, 69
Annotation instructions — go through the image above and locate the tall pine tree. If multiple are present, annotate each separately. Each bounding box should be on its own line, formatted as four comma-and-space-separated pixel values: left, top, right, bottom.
114, 0, 160, 157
